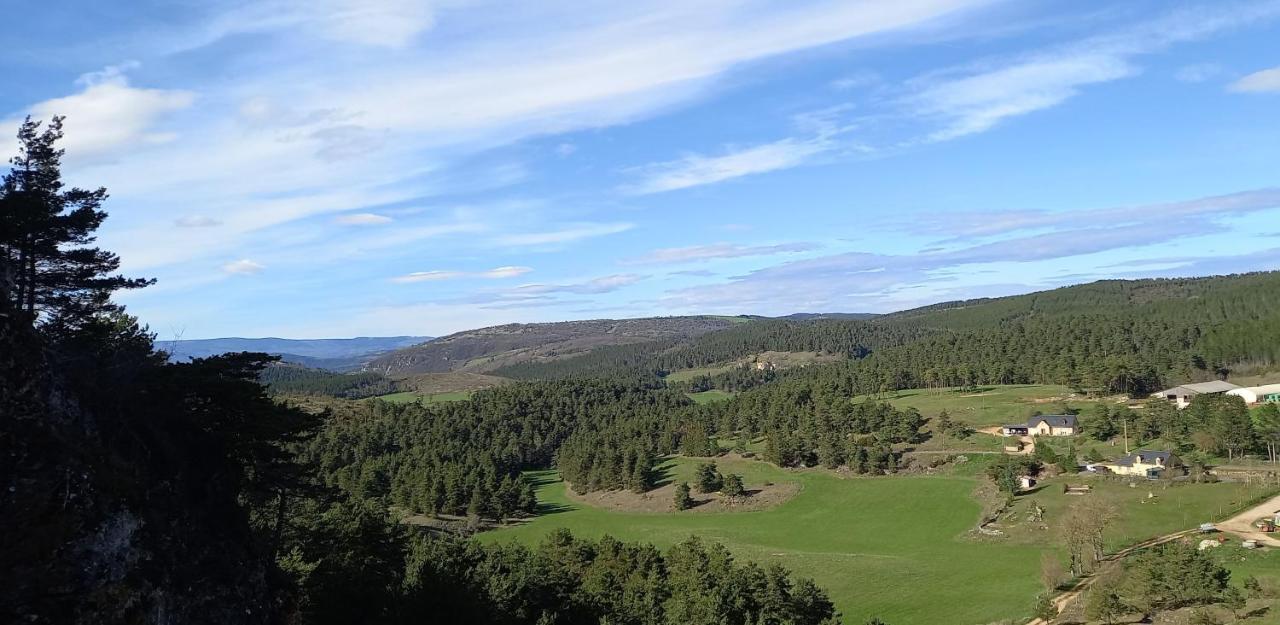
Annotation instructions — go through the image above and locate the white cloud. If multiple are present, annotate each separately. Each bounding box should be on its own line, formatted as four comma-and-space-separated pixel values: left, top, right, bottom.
481, 266, 533, 278
174, 216, 222, 228
222, 259, 266, 275
906, 4, 1280, 141
627, 138, 831, 194
494, 222, 634, 246
391, 265, 533, 283
11, 65, 194, 157
334, 212, 394, 225
391, 270, 464, 283
1230, 66, 1280, 92
626, 242, 819, 265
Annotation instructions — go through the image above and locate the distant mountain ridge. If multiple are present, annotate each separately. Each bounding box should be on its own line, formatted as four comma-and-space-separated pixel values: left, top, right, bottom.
367, 316, 742, 376
163, 336, 432, 371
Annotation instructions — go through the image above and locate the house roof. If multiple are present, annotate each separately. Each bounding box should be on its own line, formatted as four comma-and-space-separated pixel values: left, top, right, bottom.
1154, 380, 1240, 396
1109, 450, 1174, 467
1028, 414, 1077, 428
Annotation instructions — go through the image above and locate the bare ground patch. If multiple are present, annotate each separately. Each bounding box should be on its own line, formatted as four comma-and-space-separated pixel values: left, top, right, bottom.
565, 480, 801, 514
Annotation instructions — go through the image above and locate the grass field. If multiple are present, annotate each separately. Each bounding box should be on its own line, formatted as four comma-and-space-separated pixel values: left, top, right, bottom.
858, 384, 1109, 427
686, 389, 734, 404
483, 457, 1046, 625
372, 390, 472, 404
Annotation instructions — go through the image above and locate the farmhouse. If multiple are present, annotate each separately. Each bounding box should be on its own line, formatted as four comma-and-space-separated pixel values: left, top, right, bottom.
1226, 383, 1280, 405
1152, 380, 1241, 409
1096, 450, 1180, 478
1001, 414, 1077, 437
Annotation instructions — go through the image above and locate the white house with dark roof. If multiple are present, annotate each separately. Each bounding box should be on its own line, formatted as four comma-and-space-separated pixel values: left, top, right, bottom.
1001, 414, 1078, 437
1095, 450, 1180, 478
1152, 381, 1241, 409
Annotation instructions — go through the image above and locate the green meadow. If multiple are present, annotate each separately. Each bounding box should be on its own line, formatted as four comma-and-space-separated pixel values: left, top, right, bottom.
858, 384, 1105, 427
482, 457, 1046, 625
686, 389, 735, 404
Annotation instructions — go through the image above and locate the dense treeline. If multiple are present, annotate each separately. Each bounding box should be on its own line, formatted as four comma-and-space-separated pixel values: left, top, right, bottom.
259, 363, 399, 398
2, 116, 847, 625
498, 273, 1280, 399
307, 379, 692, 516
492, 318, 931, 381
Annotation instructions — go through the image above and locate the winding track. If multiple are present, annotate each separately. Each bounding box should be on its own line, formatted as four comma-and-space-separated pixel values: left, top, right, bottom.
1024, 491, 1280, 625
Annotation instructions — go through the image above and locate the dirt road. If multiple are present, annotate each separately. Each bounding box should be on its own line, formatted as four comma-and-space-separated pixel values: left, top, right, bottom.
1024, 492, 1280, 625
976, 426, 1034, 455
1216, 492, 1280, 547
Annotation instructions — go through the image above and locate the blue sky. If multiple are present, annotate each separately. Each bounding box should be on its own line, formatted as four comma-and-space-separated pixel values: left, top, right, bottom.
4, 0, 1280, 339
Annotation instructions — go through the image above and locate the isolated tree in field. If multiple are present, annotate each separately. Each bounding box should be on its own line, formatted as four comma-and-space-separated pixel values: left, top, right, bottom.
0, 116, 153, 327
1039, 551, 1066, 592
722, 473, 745, 499
1084, 586, 1126, 625
694, 462, 723, 493
1032, 593, 1057, 621
1061, 498, 1115, 576
1253, 403, 1280, 463
986, 456, 1037, 495
673, 482, 693, 510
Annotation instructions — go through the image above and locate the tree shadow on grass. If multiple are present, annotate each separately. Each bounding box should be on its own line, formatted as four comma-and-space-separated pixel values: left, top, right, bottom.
651, 459, 679, 488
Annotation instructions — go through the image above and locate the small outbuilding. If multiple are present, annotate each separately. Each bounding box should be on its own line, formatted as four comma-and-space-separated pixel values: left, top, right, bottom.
1152, 380, 1241, 409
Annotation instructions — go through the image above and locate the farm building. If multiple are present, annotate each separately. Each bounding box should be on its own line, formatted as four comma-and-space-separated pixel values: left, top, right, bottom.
1226, 383, 1280, 405
1095, 450, 1180, 478
1001, 414, 1077, 437
1151, 380, 1240, 409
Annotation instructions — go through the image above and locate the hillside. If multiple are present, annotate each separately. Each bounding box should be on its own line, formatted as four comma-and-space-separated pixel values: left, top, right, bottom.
490, 272, 1280, 395
367, 316, 742, 376
163, 335, 431, 371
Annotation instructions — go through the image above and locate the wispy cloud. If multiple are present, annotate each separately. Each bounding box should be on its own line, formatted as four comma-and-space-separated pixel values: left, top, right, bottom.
174, 215, 222, 228
222, 259, 265, 275
494, 222, 634, 247
1230, 66, 1280, 92
625, 242, 819, 265
904, 3, 1280, 141
625, 137, 831, 194
334, 212, 394, 225
391, 265, 533, 283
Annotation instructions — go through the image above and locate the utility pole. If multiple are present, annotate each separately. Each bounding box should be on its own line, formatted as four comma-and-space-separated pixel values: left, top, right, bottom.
1123, 418, 1130, 455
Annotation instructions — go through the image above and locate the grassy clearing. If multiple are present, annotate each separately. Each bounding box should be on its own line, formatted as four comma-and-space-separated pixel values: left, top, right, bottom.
994, 475, 1277, 551
666, 365, 737, 382
483, 457, 1045, 625
372, 390, 472, 404
686, 389, 734, 404
858, 384, 1110, 427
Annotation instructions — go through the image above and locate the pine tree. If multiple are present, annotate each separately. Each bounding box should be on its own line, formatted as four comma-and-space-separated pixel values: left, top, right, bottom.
0, 116, 152, 327
722, 474, 745, 499
673, 482, 693, 511
694, 462, 723, 493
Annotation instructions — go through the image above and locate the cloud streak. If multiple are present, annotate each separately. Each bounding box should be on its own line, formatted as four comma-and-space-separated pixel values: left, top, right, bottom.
626, 242, 819, 265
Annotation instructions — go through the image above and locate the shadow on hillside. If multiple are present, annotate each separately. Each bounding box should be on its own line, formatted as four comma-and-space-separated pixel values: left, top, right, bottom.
651, 460, 678, 488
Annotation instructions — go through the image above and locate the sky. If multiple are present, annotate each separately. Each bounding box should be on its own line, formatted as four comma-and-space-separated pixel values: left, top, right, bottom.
3, 0, 1280, 339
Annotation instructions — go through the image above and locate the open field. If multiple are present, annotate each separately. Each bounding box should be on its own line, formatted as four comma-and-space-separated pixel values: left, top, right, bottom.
686, 389, 734, 404
372, 390, 472, 404
484, 457, 1046, 625
858, 384, 1113, 427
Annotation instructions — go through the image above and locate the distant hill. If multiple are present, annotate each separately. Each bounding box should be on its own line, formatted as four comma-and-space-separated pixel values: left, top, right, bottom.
163, 336, 432, 371
367, 317, 738, 376
776, 312, 878, 321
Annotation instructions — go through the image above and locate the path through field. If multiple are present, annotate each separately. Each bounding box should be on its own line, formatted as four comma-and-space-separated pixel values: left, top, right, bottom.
1026, 491, 1280, 625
